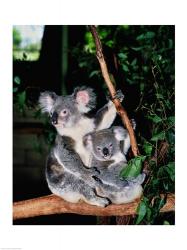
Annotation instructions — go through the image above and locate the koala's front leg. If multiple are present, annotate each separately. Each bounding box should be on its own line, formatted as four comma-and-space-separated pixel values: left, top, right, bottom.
94, 90, 124, 130
81, 186, 111, 207
54, 136, 102, 187
111, 89, 124, 102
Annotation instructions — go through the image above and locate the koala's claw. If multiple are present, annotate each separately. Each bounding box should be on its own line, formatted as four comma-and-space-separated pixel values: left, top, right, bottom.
92, 175, 103, 184
106, 198, 112, 206
98, 197, 111, 207
92, 167, 100, 174
112, 90, 124, 102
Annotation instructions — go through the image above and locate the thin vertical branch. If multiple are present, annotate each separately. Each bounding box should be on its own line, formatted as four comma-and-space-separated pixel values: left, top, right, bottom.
89, 25, 139, 156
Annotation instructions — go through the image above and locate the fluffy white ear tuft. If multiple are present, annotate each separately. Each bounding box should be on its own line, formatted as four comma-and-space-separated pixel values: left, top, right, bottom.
38, 91, 57, 113
113, 126, 128, 141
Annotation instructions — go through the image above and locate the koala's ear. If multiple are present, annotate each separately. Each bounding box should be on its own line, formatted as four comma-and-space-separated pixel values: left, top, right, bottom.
83, 133, 93, 149
38, 91, 58, 113
73, 86, 96, 113
112, 126, 128, 141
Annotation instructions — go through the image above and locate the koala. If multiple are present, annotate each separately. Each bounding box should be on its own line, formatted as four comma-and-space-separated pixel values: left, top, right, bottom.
46, 134, 111, 207
83, 126, 129, 186
39, 86, 123, 166
94, 174, 145, 204
39, 87, 124, 206
83, 126, 145, 204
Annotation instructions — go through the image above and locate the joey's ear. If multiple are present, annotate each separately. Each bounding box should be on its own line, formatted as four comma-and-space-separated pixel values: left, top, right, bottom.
112, 126, 128, 141
73, 86, 96, 113
83, 133, 93, 149
38, 91, 58, 113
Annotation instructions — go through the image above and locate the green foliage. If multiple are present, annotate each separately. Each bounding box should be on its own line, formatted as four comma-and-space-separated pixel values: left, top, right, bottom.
136, 195, 167, 224
13, 27, 41, 61
71, 25, 174, 224
13, 76, 26, 114
120, 155, 146, 178
13, 27, 22, 49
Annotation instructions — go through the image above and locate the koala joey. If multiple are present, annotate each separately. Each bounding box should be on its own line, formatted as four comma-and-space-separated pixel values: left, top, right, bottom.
83, 126, 145, 204
83, 126, 130, 186
39, 86, 124, 166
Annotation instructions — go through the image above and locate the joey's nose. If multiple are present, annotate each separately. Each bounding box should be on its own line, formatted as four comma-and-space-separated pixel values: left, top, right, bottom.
51, 112, 58, 125
103, 147, 109, 156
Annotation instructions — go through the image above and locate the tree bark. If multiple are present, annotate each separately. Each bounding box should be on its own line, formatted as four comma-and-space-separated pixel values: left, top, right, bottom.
13, 193, 175, 220
89, 25, 139, 157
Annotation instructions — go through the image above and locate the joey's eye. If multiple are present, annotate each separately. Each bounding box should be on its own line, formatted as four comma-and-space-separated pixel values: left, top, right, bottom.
109, 143, 113, 148
50, 112, 53, 117
62, 109, 68, 115
97, 146, 101, 151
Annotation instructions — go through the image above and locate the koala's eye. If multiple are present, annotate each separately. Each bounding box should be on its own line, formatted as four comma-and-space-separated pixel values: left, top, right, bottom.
50, 111, 53, 117
62, 109, 68, 115
97, 146, 101, 151
109, 143, 113, 148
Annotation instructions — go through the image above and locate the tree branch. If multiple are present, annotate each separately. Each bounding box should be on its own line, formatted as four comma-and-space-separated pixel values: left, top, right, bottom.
89, 25, 139, 156
13, 193, 175, 220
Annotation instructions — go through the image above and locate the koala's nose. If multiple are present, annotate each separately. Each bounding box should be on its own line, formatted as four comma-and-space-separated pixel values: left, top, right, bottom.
51, 112, 58, 125
103, 147, 109, 156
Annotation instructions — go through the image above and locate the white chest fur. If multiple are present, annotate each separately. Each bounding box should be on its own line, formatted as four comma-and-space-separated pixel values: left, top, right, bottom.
56, 117, 95, 166
111, 152, 127, 165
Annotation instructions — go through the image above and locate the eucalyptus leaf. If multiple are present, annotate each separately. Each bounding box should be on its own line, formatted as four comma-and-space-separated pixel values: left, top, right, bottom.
156, 93, 164, 99
118, 53, 128, 60
153, 196, 166, 211
136, 200, 147, 224
152, 115, 162, 123
167, 116, 175, 126
148, 115, 162, 123
143, 143, 153, 155
151, 131, 165, 141
163, 220, 170, 225
120, 155, 146, 178
13, 87, 18, 93
165, 162, 175, 181
14, 76, 21, 85
131, 58, 137, 66
122, 64, 129, 72
89, 70, 99, 78
17, 91, 26, 107
136, 31, 155, 41
131, 46, 146, 51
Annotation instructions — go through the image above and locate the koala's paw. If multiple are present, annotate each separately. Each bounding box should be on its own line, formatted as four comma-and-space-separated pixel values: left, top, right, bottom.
96, 197, 111, 207
92, 175, 103, 184
92, 167, 100, 174
113, 90, 124, 102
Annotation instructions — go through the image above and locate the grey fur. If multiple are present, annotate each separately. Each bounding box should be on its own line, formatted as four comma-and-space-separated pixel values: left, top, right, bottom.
83, 127, 145, 204
39, 87, 132, 206
46, 135, 110, 207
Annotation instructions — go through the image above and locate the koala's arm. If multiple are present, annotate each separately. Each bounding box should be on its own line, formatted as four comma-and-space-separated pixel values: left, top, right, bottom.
93, 163, 130, 189
94, 90, 124, 130
117, 119, 136, 155
54, 135, 98, 182
94, 100, 116, 130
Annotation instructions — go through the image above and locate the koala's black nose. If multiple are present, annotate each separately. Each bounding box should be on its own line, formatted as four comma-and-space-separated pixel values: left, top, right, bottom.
51, 112, 58, 125
103, 147, 109, 156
